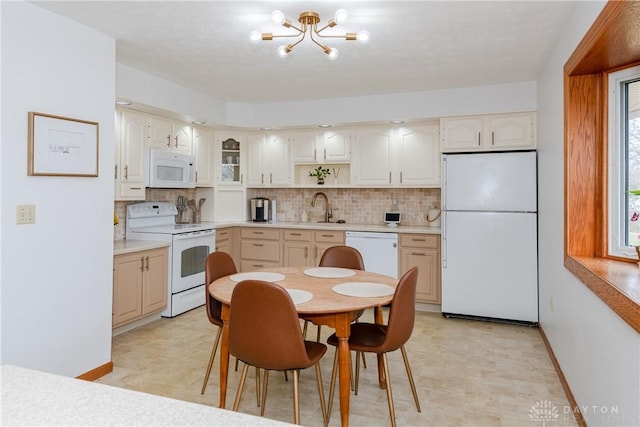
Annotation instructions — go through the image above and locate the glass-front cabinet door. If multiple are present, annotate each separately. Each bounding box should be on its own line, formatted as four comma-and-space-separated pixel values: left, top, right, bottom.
216, 132, 244, 185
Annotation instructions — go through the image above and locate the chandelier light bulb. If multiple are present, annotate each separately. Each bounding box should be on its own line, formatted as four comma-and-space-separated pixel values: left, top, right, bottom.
277, 45, 290, 58
334, 9, 348, 25
249, 30, 262, 44
271, 10, 286, 26
356, 30, 370, 44
327, 48, 339, 60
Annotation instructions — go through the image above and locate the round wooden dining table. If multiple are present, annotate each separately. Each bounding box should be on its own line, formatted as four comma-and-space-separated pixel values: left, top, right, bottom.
209, 266, 398, 427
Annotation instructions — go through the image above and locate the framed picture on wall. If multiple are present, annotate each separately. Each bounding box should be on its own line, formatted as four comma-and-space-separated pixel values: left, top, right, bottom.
28, 112, 99, 177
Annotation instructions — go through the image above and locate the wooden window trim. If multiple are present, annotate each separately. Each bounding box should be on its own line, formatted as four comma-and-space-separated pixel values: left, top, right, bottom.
565, 0, 640, 333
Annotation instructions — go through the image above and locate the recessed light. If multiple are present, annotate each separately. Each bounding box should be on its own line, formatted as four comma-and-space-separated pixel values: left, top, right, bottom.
260, 127, 272, 131
115, 100, 131, 106
318, 124, 332, 128
192, 120, 206, 125
390, 120, 405, 124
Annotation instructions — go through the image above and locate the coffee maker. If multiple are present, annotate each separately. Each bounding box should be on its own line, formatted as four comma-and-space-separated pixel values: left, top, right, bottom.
250, 197, 270, 222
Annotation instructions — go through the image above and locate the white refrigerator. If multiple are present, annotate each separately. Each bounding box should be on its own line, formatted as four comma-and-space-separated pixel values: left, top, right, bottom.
441, 151, 538, 324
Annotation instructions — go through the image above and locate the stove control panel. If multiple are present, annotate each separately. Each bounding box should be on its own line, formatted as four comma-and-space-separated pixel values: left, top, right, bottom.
127, 202, 178, 219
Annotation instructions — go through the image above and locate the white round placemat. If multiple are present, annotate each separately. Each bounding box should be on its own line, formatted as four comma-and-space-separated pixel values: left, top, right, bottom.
332, 282, 395, 298
229, 272, 285, 282
303, 267, 356, 278
286, 289, 313, 305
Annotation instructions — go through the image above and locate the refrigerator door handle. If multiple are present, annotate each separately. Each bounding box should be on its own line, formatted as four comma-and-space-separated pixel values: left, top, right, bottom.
441, 156, 447, 210
441, 212, 447, 268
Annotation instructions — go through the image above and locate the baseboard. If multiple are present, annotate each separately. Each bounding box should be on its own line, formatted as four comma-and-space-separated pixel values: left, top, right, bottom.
76, 361, 113, 381
538, 326, 586, 427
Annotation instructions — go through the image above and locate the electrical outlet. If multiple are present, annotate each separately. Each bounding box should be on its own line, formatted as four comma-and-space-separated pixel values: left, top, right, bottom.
16, 204, 36, 224
392, 199, 398, 206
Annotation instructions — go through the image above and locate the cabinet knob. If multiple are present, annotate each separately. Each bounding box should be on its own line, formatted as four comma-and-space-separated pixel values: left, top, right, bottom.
166, 134, 171, 148
140, 256, 145, 272
145, 256, 150, 270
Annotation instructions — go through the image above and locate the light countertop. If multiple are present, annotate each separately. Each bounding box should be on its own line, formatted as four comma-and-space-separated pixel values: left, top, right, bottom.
114, 239, 169, 256
213, 221, 441, 235
1, 365, 293, 426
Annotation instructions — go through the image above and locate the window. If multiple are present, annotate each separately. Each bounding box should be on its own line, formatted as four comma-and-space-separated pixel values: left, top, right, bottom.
564, 0, 640, 334
608, 66, 640, 259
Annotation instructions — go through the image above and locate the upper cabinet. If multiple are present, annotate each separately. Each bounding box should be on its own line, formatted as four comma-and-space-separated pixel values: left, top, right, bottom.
147, 114, 193, 155
115, 109, 147, 201
351, 126, 393, 186
352, 123, 441, 187
292, 128, 351, 163
193, 126, 214, 187
440, 112, 536, 152
215, 132, 244, 186
247, 131, 291, 187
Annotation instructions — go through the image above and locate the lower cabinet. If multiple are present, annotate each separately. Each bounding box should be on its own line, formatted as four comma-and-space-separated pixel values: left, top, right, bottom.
312, 230, 345, 265
215, 227, 232, 254
399, 234, 441, 304
239, 228, 281, 271
282, 229, 344, 267
112, 247, 168, 328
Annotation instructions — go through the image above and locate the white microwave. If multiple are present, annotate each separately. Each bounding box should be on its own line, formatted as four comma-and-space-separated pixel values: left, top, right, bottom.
147, 149, 196, 189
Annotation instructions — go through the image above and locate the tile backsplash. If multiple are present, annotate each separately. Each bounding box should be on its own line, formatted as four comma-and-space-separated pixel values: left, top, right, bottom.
247, 187, 441, 226
115, 187, 441, 240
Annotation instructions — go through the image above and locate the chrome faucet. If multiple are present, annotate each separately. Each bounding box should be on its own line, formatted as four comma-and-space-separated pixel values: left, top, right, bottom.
311, 192, 332, 223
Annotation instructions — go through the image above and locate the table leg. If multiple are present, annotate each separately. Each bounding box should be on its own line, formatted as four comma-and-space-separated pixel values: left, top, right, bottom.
335, 313, 351, 427
374, 306, 386, 388
219, 304, 230, 408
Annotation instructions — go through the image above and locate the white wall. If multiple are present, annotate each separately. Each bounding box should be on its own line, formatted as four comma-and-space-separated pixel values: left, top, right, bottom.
117, 64, 537, 129
537, 1, 640, 425
0, 1, 115, 377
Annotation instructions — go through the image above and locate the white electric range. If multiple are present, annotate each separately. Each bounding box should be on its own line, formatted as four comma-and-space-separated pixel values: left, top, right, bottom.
125, 202, 216, 317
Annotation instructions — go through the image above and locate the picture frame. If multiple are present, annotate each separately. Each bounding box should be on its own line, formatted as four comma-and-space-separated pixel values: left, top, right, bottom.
28, 112, 99, 177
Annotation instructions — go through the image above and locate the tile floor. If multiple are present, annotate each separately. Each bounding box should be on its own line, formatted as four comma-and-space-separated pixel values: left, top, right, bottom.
97, 308, 579, 427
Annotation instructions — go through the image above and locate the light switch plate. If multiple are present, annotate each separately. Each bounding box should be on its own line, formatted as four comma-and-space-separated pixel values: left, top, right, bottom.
16, 204, 35, 224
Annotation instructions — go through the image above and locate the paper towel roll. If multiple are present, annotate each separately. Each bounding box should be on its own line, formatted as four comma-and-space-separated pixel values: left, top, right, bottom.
271, 199, 278, 223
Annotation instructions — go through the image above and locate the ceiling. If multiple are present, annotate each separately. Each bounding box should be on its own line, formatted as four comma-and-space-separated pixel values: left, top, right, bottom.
32, 1, 577, 105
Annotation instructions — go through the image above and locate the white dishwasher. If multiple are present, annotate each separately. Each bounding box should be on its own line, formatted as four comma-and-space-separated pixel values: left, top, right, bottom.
345, 231, 398, 278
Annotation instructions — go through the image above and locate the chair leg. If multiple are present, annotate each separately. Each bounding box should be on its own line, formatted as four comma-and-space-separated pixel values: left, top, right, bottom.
232, 363, 250, 411
314, 362, 328, 427
381, 353, 397, 427
255, 367, 261, 407
361, 352, 367, 369
316, 325, 322, 342
302, 320, 309, 338
327, 349, 338, 422
200, 326, 222, 394
260, 370, 269, 416
293, 369, 301, 425
400, 345, 421, 412
354, 351, 361, 395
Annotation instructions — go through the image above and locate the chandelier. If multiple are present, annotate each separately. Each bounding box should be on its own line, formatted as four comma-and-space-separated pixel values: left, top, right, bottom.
250, 9, 369, 60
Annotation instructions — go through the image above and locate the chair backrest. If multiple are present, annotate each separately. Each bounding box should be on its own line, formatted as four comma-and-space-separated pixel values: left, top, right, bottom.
319, 245, 365, 270
204, 251, 237, 325
228, 280, 311, 371
382, 267, 418, 352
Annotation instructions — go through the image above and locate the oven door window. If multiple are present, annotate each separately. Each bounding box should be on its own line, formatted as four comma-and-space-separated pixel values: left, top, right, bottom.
181, 244, 209, 278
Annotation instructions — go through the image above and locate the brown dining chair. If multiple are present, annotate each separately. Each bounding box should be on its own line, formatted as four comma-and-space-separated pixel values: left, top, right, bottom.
201, 251, 261, 405
303, 245, 366, 342
229, 279, 328, 426
325, 267, 421, 427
